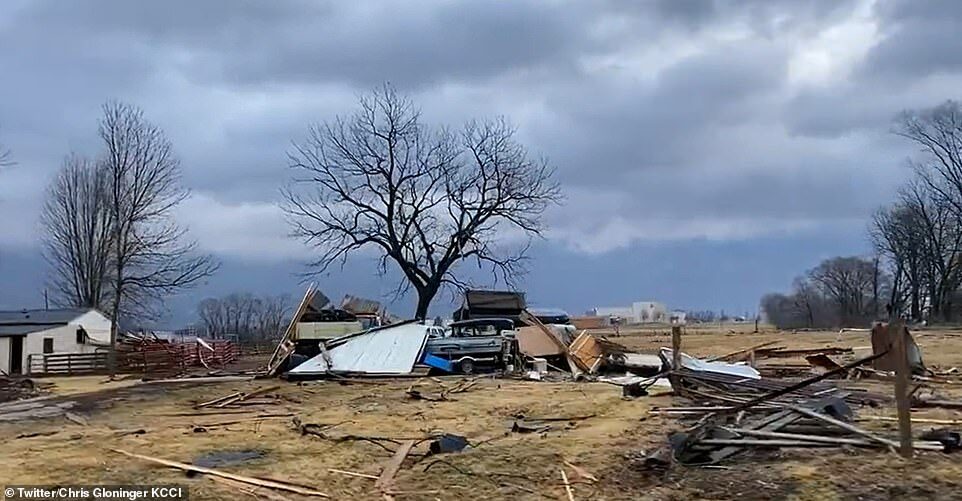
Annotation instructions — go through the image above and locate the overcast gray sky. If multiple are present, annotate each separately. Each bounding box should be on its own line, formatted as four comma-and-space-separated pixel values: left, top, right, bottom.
0, 0, 958, 325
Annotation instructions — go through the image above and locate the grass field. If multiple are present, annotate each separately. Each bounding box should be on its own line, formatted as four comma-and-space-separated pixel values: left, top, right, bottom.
3, 325, 962, 500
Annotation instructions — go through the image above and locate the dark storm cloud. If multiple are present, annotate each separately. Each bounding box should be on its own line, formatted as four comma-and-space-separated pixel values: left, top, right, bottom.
10, 0, 588, 89
861, 0, 962, 79
0, 0, 957, 259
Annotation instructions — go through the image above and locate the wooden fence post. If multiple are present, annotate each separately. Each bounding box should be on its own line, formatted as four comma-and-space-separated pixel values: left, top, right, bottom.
891, 320, 913, 458
671, 325, 682, 370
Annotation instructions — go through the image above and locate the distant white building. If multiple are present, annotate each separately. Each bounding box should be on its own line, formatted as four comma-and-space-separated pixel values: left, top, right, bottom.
589, 301, 669, 324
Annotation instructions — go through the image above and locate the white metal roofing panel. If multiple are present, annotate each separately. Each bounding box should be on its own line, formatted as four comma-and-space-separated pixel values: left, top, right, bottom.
290, 323, 429, 375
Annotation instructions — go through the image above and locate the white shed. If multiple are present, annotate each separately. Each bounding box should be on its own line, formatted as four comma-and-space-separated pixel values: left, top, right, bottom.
0, 308, 111, 375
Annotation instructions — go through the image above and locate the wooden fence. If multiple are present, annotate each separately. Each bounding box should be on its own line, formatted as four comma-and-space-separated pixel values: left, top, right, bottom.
27, 340, 238, 377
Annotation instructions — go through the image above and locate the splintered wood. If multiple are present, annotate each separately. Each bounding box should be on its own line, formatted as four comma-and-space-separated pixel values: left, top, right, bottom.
650, 343, 947, 466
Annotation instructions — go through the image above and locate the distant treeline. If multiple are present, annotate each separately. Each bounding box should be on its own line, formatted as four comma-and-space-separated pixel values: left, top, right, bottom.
763, 101, 962, 329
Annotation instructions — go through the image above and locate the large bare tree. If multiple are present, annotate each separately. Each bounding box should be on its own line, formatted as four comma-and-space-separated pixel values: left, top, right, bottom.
98, 102, 219, 370
39, 103, 218, 373
895, 101, 962, 215
283, 86, 560, 318
41, 155, 114, 309
880, 101, 962, 321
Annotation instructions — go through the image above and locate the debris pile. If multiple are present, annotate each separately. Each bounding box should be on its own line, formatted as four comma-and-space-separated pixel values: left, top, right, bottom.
0, 376, 43, 403
639, 327, 956, 468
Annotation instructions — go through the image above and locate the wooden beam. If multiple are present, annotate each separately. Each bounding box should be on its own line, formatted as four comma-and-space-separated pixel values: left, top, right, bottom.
706, 341, 779, 362
375, 440, 415, 490
112, 449, 328, 497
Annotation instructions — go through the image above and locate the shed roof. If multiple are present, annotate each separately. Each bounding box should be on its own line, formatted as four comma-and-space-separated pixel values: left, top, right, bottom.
0, 308, 90, 325
0, 324, 62, 336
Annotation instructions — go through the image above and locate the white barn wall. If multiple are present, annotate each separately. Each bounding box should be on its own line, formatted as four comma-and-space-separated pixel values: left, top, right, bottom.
71, 310, 111, 343
0, 337, 9, 374
22, 325, 103, 373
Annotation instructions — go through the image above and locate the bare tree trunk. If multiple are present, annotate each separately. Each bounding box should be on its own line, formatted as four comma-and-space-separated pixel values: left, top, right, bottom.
415, 283, 440, 320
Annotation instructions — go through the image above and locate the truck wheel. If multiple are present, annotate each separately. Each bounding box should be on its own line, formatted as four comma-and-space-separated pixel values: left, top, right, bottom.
459, 359, 475, 375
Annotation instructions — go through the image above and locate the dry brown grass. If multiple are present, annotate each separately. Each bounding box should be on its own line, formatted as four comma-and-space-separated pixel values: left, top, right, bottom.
3, 326, 962, 500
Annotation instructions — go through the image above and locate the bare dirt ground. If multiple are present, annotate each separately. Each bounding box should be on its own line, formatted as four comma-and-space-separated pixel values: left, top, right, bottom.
3, 325, 962, 500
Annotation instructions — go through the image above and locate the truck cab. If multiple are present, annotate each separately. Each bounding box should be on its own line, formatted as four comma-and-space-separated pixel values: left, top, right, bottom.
423, 318, 517, 374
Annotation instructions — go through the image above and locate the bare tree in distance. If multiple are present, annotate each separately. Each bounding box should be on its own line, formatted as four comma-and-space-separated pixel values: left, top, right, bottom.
198, 292, 291, 342
0, 140, 11, 168
41, 155, 114, 310
283, 85, 561, 319
807, 256, 881, 326
98, 102, 219, 373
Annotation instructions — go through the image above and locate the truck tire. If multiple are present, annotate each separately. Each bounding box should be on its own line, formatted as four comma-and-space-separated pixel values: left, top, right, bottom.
459, 359, 475, 375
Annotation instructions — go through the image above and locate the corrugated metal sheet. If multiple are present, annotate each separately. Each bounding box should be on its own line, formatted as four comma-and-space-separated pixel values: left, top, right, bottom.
290, 323, 429, 375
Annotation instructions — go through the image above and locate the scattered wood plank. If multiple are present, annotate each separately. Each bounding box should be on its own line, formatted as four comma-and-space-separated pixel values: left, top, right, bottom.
143, 375, 254, 385
721, 427, 886, 447
16, 430, 58, 439
151, 410, 259, 417
913, 399, 962, 409
195, 413, 296, 427
859, 415, 962, 425
197, 392, 241, 408
328, 468, 378, 480
521, 414, 595, 422
699, 439, 848, 447
723, 351, 889, 414
560, 467, 575, 501
375, 440, 415, 490
239, 385, 281, 402
563, 461, 598, 483
208, 475, 295, 501
707, 341, 780, 362
787, 405, 910, 450
64, 411, 88, 426
112, 449, 328, 497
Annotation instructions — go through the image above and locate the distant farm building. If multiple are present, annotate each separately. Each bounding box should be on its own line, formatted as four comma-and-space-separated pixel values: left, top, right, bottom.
589, 301, 669, 324
0, 308, 111, 375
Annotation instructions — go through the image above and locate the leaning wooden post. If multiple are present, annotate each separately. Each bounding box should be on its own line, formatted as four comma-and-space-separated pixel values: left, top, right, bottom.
671, 325, 682, 370
891, 319, 913, 458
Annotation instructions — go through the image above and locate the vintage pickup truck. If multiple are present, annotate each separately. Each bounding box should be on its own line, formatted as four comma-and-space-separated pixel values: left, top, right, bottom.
423, 318, 517, 374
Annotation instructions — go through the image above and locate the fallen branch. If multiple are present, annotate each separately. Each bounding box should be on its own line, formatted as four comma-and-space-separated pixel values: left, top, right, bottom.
112, 449, 328, 497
